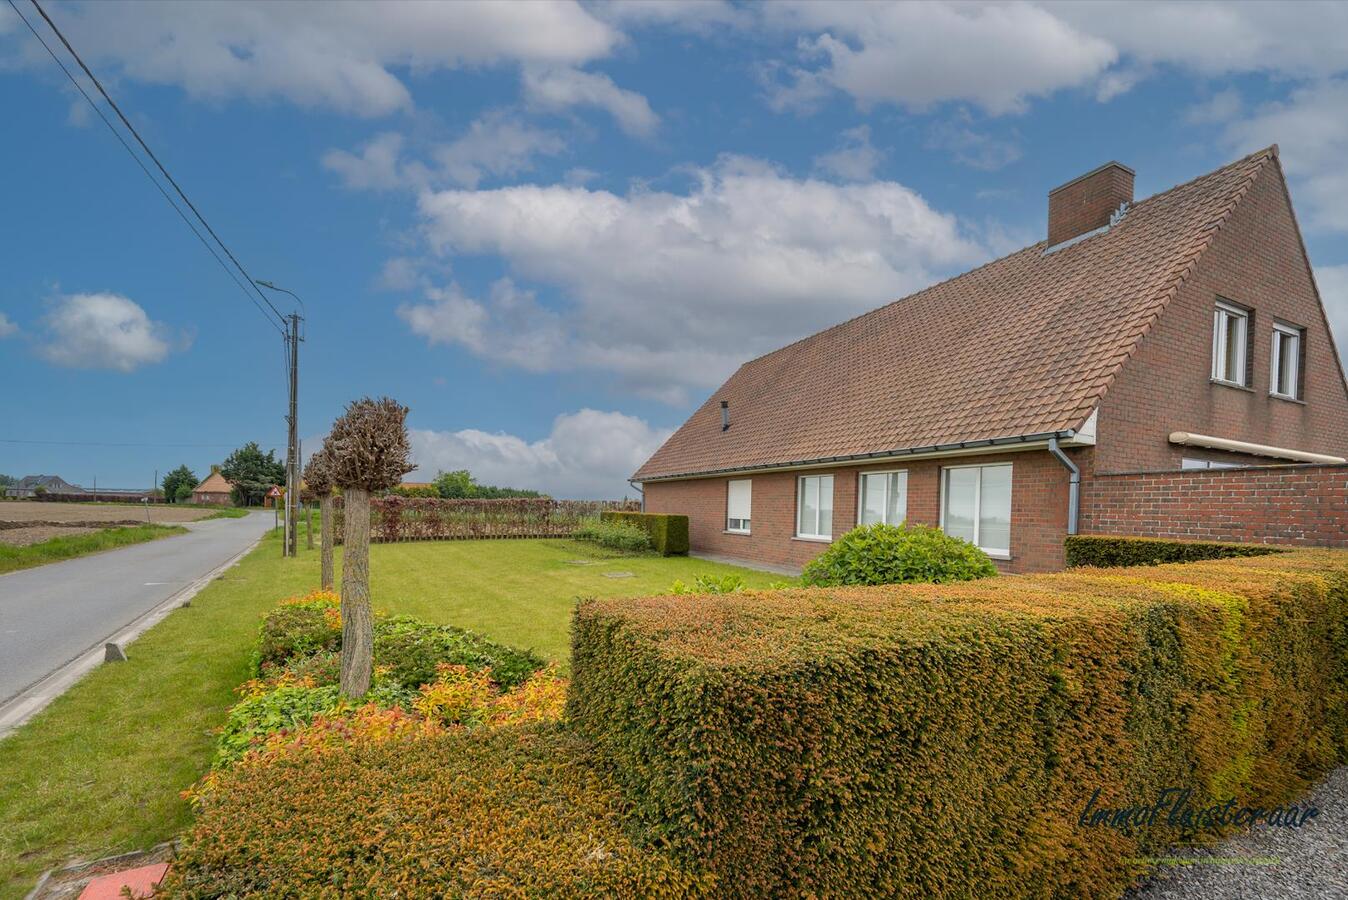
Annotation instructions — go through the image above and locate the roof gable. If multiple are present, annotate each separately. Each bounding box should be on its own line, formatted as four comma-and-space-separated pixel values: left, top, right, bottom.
635, 148, 1276, 481
194, 472, 233, 493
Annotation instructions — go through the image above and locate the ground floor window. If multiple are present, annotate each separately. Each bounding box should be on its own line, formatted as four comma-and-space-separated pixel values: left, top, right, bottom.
859, 470, 907, 526
726, 478, 752, 533
941, 463, 1012, 557
796, 474, 833, 540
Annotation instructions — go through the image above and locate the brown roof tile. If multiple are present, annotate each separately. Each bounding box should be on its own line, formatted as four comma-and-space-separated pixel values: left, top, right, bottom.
634, 148, 1276, 481
193, 472, 233, 493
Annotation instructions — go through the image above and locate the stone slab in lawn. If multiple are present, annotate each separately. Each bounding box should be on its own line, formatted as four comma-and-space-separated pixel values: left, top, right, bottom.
602, 571, 636, 578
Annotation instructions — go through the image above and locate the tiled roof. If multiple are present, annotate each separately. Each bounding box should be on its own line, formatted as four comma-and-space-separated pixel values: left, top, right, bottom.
193, 472, 233, 493
635, 148, 1277, 481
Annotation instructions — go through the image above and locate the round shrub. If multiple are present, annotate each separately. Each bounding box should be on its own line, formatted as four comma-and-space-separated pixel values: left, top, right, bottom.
255, 606, 340, 671
800, 523, 998, 586
162, 726, 712, 899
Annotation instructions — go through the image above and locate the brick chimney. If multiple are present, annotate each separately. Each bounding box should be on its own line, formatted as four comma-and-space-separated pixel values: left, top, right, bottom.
1047, 161, 1134, 247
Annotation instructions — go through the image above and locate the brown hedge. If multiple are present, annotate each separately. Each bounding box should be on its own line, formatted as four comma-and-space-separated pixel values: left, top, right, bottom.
161, 725, 712, 898
331, 497, 640, 543
568, 549, 1348, 898
1066, 534, 1284, 568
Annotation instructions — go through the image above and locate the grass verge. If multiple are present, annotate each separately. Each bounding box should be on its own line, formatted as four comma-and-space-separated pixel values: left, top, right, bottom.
201, 508, 249, 520
0, 525, 187, 576
0, 531, 779, 896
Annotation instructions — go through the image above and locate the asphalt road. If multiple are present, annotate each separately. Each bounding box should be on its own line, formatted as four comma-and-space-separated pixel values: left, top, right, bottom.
0, 512, 273, 708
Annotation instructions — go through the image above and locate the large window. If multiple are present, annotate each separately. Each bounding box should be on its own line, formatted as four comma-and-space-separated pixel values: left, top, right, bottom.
1211, 300, 1249, 386
858, 470, 907, 526
726, 479, 752, 533
941, 463, 1012, 557
1271, 322, 1303, 400
796, 474, 833, 540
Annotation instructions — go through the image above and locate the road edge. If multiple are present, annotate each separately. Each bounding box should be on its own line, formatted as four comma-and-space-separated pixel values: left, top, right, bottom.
0, 528, 268, 739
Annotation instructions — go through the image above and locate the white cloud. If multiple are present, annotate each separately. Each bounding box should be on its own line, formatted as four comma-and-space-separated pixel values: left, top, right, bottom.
398, 278, 565, 373
324, 113, 565, 192
408, 409, 670, 498
925, 114, 1022, 171
1314, 264, 1348, 363
0, 312, 16, 338
763, 1, 1116, 115
6, 0, 620, 117
813, 125, 883, 181
38, 293, 185, 372
522, 66, 659, 137
412, 155, 982, 401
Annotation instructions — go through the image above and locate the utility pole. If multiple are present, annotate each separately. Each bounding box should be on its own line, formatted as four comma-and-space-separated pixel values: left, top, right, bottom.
286, 312, 301, 557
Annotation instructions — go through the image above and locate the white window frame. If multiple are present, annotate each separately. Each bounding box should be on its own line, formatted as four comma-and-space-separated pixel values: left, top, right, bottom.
725, 478, 752, 534
795, 474, 834, 541
1181, 458, 1244, 470
939, 463, 1013, 559
1270, 322, 1302, 400
1211, 300, 1249, 387
856, 470, 908, 526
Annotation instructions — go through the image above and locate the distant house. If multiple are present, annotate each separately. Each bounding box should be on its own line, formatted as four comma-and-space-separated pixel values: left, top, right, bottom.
634, 148, 1348, 573
191, 468, 234, 505
4, 474, 80, 498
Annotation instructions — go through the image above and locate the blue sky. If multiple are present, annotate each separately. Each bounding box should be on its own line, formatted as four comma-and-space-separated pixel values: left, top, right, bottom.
3, 1, 1347, 497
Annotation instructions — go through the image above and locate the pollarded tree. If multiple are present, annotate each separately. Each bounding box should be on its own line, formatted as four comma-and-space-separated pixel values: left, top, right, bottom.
303, 445, 337, 591
326, 397, 414, 697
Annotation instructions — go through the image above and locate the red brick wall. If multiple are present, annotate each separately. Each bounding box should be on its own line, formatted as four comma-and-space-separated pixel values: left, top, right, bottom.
1095, 159, 1348, 473
644, 449, 1073, 573
1079, 464, 1348, 546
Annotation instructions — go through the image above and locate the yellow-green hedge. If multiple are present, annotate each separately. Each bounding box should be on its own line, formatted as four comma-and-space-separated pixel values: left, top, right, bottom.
1066, 534, 1284, 568
161, 725, 711, 898
600, 510, 689, 556
568, 550, 1348, 898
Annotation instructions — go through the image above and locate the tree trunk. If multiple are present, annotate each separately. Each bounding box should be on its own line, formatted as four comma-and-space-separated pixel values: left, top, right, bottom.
319, 494, 335, 591
339, 487, 373, 698
306, 501, 315, 550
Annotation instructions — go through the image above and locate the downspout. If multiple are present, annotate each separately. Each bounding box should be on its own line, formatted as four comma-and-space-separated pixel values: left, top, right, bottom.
1047, 436, 1080, 535
628, 479, 645, 512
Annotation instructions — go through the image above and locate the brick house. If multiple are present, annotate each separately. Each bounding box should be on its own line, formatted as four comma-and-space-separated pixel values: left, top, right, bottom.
191, 468, 234, 506
633, 147, 1348, 573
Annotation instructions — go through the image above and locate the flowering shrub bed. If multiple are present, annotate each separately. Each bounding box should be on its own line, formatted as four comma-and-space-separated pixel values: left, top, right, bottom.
570, 549, 1348, 898
332, 496, 640, 543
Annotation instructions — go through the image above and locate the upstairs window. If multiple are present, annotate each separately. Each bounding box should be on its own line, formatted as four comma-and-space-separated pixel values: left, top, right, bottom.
1211, 300, 1249, 386
726, 479, 752, 534
858, 471, 907, 526
941, 463, 1012, 558
1271, 322, 1303, 400
796, 474, 833, 540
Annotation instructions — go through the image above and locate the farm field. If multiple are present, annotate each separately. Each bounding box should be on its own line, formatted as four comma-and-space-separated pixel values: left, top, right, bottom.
0, 502, 216, 546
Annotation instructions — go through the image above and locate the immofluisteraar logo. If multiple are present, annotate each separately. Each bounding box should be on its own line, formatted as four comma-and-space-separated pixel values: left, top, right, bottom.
1078, 787, 1320, 832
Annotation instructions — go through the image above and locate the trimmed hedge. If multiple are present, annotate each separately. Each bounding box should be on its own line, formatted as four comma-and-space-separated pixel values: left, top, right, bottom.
600, 510, 689, 556
1066, 533, 1284, 568
162, 726, 712, 898
569, 549, 1348, 898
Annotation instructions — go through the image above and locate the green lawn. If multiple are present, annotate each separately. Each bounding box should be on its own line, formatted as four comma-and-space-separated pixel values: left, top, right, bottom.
0, 524, 186, 575
0, 531, 780, 897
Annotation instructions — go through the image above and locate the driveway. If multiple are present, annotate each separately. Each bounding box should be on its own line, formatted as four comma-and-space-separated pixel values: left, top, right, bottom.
0, 512, 272, 725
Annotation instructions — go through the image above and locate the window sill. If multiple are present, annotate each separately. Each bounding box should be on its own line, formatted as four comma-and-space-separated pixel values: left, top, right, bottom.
722, 529, 751, 536
1210, 378, 1254, 393
984, 551, 1012, 561
792, 535, 832, 544
1269, 393, 1306, 405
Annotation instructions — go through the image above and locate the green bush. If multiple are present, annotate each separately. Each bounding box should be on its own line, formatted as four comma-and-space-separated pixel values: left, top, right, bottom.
1065, 534, 1284, 568
373, 615, 545, 690
255, 605, 339, 672
800, 522, 998, 586
600, 511, 689, 556
573, 517, 653, 553
216, 685, 343, 767
162, 726, 712, 898
569, 549, 1348, 898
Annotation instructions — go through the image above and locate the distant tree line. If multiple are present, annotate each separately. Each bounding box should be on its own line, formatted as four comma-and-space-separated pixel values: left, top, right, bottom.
428, 469, 543, 499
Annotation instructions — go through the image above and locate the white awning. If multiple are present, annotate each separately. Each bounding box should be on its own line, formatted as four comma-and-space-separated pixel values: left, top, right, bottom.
1168, 431, 1346, 464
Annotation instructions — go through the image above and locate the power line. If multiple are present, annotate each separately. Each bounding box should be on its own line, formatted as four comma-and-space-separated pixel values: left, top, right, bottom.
7, 0, 287, 335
